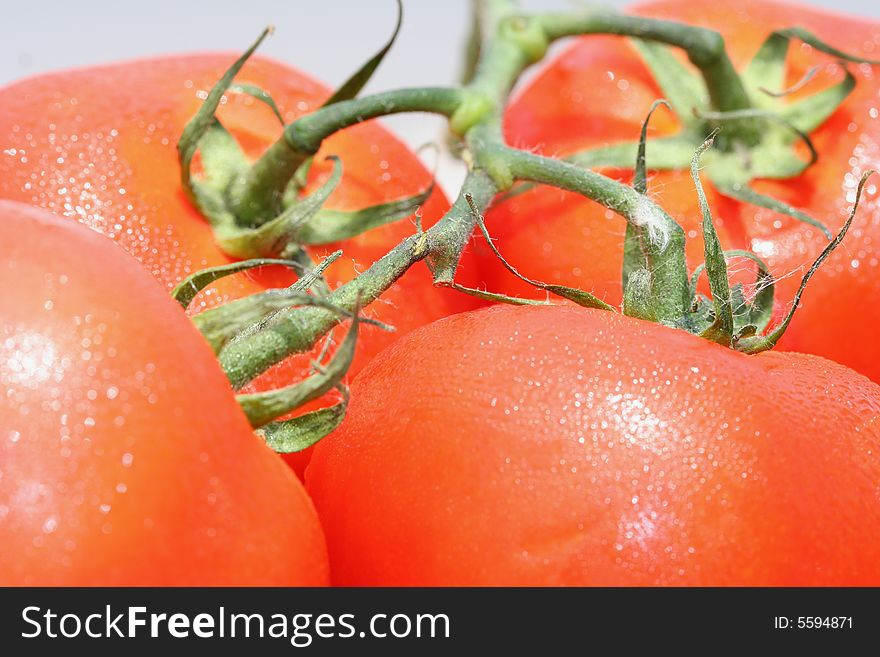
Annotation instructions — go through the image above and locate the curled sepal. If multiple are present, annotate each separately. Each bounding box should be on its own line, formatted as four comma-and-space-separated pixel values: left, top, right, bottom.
178, 27, 271, 222
172, 258, 301, 309
759, 66, 819, 98
743, 32, 792, 97
772, 27, 880, 66
634, 99, 671, 195
228, 83, 285, 125
297, 181, 435, 245
465, 194, 616, 312
744, 29, 863, 134
689, 249, 775, 336
257, 398, 348, 453
236, 306, 360, 429
449, 283, 549, 307
625, 99, 671, 296
691, 132, 735, 345
736, 170, 876, 354
718, 181, 833, 239
695, 107, 818, 169
780, 68, 855, 134
238, 250, 344, 337
191, 289, 349, 354
321, 0, 402, 107
215, 156, 342, 258
629, 39, 708, 125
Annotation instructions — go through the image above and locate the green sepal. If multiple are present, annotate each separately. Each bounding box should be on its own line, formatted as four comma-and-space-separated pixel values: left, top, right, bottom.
629, 39, 708, 125
236, 308, 360, 428
633, 100, 670, 194
623, 268, 654, 321
758, 66, 819, 98
543, 284, 616, 312
466, 194, 615, 312
772, 27, 880, 65
192, 289, 342, 354
228, 83, 285, 125
744, 29, 864, 133
321, 0, 402, 107
216, 156, 342, 258
178, 28, 271, 222
736, 170, 876, 353
743, 32, 790, 98
450, 283, 549, 306
196, 120, 249, 193
691, 132, 735, 344
172, 258, 302, 309
717, 181, 833, 239
296, 181, 434, 245
689, 249, 775, 336
624, 99, 671, 301
283, 157, 315, 205
696, 108, 818, 170
257, 400, 348, 453
780, 69, 855, 134
230, 250, 345, 344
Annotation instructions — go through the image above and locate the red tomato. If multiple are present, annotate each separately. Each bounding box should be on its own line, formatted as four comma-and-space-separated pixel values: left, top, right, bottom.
480, 0, 880, 380
0, 202, 327, 585
307, 304, 880, 585
0, 53, 481, 475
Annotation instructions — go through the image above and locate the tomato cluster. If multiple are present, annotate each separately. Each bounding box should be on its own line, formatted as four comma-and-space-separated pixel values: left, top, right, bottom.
2, 0, 880, 586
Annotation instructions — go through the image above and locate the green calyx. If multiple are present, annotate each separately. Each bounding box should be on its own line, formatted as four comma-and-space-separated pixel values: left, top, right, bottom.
677, 137, 875, 354
174, 2, 880, 453
569, 28, 874, 239
177, 3, 442, 264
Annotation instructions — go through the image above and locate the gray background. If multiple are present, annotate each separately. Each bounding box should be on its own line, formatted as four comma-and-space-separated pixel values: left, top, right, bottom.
4, 1, 878, 190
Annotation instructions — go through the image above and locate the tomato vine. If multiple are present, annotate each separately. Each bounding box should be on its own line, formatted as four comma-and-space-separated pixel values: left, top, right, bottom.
177, 0, 878, 445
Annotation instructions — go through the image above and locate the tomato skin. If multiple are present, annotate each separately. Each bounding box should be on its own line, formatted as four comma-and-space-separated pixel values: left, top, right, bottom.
0, 54, 481, 476
306, 304, 880, 586
481, 0, 880, 380
0, 202, 328, 585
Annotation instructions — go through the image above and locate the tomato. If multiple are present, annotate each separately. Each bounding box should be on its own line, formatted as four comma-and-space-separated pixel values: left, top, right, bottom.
0, 202, 327, 585
479, 0, 880, 381
306, 304, 880, 585
0, 53, 481, 474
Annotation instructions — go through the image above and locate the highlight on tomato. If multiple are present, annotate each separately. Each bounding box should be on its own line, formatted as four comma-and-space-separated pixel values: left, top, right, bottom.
0, 202, 328, 585
306, 303, 880, 586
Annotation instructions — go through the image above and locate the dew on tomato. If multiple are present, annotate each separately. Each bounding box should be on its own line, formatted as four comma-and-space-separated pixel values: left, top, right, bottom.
307, 304, 880, 586
0, 54, 484, 477
1, 202, 328, 585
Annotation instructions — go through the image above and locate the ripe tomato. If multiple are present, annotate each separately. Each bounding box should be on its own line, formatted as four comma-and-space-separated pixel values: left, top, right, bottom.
0, 53, 480, 474
307, 304, 880, 585
481, 0, 880, 381
0, 202, 327, 585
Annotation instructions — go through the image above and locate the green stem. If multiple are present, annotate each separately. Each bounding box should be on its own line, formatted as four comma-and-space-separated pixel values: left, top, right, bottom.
212, 0, 749, 387
537, 9, 756, 142
221, 171, 497, 389
502, 147, 690, 322
229, 87, 465, 225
